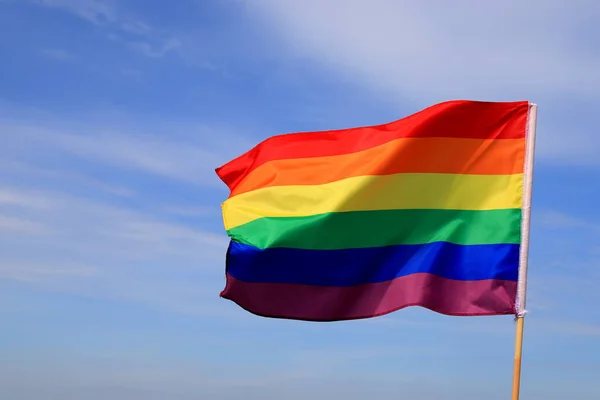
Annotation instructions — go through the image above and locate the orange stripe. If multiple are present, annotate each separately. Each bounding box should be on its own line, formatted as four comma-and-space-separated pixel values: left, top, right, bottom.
231, 137, 525, 197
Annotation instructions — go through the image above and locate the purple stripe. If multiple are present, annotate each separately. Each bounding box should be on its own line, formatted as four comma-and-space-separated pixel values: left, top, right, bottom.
221, 273, 517, 321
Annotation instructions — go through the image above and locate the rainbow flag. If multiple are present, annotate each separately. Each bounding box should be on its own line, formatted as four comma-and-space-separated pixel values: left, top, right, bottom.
216, 100, 533, 321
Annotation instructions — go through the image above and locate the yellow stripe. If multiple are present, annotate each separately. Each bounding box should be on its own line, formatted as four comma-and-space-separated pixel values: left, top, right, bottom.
222, 173, 524, 230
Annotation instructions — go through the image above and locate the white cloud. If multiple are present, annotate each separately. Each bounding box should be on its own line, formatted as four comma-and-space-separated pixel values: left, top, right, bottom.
0, 160, 136, 197
0, 118, 239, 187
0, 215, 47, 235
36, 0, 116, 25
544, 321, 600, 336
120, 20, 153, 36
0, 185, 230, 314
39, 48, 76, 61
34, 0, 181, 58
0, 261, 98, 282
0, 103, 252, 317
249, 0, 600, 165
129, 38, 182, 58
0, 186, 228, 262
534, 210, 600, 235
251, 0, 600, 100
163, 205, 214, 217
0, 353, 454, 400
51, 131, 222, 185
536, 210, 593, 230
0, 186, 52, 208
0, 103, 244, 314
119, 67, 144, 81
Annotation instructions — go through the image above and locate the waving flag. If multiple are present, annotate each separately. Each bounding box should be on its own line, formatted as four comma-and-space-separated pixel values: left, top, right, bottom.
216, 100, 533, 321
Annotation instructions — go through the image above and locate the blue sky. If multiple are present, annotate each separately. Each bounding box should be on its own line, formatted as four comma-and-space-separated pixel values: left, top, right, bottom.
1, 0, 599, 399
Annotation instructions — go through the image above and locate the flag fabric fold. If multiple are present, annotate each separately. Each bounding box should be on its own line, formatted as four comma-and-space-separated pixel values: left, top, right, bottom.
216, 100, 531, 321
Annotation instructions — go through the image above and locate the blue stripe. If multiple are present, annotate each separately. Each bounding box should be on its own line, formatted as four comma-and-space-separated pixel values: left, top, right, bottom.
226, 241, 519, 286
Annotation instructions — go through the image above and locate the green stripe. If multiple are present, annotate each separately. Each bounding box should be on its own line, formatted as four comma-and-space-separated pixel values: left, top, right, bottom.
227, 208, 522, 250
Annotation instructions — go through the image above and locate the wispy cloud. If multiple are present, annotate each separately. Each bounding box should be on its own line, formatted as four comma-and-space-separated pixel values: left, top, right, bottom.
0, 100, 248, 315
250, 0, 600, 166
546, 321, 600, 336
39, 48, 76, 61
0, 186, 52, 208
536, 209, 600, 231
0, 215, 47, 235
128, 38, 182, 58
48, 130, 223, 185
0, 186, 228, 263
252, 0, 600, 100
106, 33, 182, 58
36, 0, 116, 25
0, 261, 98, 283
0, 160, 136, 197
0, 348, 451, 400
0, 116, 244, 187
0, 185, 229, 313
163, 205, 214, 218
119, 68, 144, 81
120, 20, 153, 36
35, 0, 180, 58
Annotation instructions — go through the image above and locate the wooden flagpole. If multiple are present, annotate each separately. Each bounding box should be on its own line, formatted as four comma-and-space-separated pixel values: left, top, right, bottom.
511, 102, 538, 400
511, 317, 526, 399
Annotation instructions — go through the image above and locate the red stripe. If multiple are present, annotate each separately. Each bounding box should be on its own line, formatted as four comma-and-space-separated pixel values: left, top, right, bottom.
216, 100, 529, 192
221, 273, 517, 321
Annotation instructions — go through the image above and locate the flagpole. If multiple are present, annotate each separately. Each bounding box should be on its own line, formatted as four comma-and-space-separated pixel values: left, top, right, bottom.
511, 102, 538, 400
